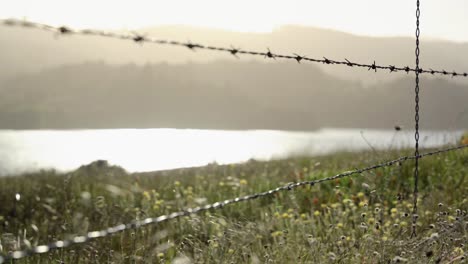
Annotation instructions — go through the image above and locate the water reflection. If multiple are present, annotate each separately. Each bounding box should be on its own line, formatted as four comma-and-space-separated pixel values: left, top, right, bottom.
0, 128, 462, 176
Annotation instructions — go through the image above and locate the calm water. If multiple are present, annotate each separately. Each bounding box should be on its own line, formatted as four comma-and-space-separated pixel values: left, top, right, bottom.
0, 128, 462, 176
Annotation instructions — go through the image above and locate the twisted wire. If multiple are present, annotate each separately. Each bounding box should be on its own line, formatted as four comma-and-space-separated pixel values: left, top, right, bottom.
1, 19, 468, 78
411, 0, 421, 239
0, 144, 466, 263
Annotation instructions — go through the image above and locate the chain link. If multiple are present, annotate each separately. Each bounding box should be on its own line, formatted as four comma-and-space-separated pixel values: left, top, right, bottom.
411, 0, 421, 239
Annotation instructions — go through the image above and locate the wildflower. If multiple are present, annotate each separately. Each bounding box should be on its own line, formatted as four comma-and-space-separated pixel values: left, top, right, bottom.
314, 210, 321, 217
300, 213, 307, 220
359, 201, 368, 207
452, 247, 464, 255
400, 221, 408, 227
357, 192, 365, 198
271, 231, 282, 237
367, 218, 375, 225
375, 207, 381, 213
142, 191, 151, 200
282, 213, 290, 219
336, 223, 343, 228
174, 181, 181, 186
157, 253, 164, 258
361, 213, 367, 218
312, 197, 319, 205
239, 179, 248, 185
448, 216, 456, 222
228, 249, 235, 254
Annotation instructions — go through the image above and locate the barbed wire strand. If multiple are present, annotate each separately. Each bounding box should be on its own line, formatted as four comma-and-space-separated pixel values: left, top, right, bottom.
1, 18, 468, 78
0, 144, 466, 263
411, 0, 421, 239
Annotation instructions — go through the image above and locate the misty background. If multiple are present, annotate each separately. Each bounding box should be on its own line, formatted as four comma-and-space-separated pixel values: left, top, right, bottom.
0, 24, 467, 130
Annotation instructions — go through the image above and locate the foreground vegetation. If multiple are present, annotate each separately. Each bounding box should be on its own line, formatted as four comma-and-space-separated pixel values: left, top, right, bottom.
0, 147, 467, 263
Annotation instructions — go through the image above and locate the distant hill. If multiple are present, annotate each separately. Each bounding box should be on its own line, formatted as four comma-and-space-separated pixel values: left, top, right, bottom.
1, 24, 468, 85
0, 61, 466, 130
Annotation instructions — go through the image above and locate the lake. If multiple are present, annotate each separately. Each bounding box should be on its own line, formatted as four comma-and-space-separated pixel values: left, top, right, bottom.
0, 128, 463, 176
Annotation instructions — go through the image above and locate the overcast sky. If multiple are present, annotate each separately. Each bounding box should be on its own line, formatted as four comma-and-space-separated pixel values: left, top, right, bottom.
1, 0, 468, 42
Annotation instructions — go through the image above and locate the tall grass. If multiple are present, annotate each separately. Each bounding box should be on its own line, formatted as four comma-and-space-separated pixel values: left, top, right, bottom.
0, 148, 466, 263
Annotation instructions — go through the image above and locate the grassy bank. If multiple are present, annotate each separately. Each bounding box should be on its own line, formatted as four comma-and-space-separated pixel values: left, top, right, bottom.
0, 148, 467, 263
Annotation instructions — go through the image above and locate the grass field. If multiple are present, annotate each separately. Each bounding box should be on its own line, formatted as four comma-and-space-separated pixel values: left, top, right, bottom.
0, 147, 467, 263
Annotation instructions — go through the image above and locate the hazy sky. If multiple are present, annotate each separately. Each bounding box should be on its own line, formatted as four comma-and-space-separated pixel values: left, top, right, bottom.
1, 0, 468, 42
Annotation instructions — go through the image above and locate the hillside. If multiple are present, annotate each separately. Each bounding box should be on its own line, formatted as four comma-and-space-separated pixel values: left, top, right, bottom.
0, 61, 467, 130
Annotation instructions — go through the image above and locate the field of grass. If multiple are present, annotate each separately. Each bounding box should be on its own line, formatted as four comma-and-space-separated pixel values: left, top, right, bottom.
0, 147, 467, 263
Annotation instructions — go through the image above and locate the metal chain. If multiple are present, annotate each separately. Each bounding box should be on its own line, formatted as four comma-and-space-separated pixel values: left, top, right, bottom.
1, 19, 467, 78
1, 144, 467, 263
411, 0, 421, 239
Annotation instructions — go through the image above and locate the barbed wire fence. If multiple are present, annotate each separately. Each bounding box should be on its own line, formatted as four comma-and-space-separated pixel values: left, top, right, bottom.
1, 18, 468, 78
0, 145, 466, 263
0, 1, 468, 261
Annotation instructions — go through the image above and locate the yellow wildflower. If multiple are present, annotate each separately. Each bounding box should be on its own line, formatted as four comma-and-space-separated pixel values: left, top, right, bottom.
271, 231, 282, 237
142, 191, 151, 200
453, 247, 464, 255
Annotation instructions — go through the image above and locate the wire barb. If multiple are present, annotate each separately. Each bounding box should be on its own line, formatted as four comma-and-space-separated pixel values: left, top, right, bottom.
0, 144, 466, 263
